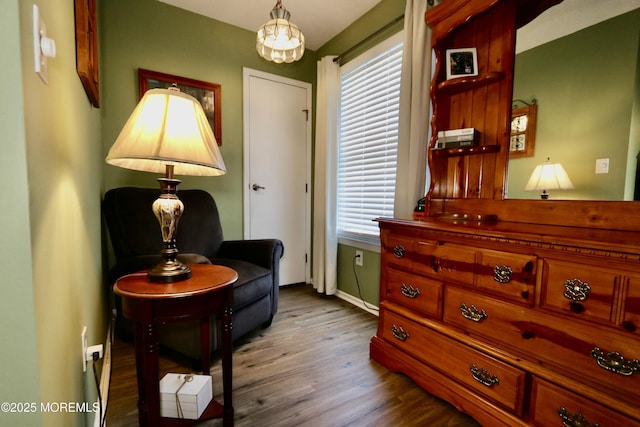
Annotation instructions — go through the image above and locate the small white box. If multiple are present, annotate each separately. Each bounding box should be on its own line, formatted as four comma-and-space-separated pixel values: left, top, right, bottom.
160, 373, 212, 420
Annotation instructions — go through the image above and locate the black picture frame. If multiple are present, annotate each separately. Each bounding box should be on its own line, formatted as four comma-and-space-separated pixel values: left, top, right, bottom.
445, 48, 479, 80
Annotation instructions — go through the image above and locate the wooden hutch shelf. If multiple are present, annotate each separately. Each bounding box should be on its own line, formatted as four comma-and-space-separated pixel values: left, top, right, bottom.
436, 71, 505, 95
431, 144, 500, 158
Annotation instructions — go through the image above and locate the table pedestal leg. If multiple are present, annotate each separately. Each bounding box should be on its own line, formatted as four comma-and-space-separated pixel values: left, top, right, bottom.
222, 303, 234, 427
134, 301, 160, 427
200, 316, 211, 374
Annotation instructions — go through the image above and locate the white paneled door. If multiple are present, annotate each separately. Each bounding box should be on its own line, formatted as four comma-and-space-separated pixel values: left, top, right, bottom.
242, 68, 311, 286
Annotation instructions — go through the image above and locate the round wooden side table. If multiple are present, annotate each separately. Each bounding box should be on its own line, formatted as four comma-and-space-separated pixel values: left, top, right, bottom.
114, 264, 238, 427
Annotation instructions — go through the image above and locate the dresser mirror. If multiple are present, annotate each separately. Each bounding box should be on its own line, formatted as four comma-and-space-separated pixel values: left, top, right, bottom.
506, 2, 639, 201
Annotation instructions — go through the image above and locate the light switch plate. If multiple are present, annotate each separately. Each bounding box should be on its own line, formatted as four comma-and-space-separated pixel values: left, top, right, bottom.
33, 4, 48, 84
595, 158, 609, 174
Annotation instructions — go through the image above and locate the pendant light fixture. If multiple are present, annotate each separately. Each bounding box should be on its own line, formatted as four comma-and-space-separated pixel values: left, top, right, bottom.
256, 0, 305, 63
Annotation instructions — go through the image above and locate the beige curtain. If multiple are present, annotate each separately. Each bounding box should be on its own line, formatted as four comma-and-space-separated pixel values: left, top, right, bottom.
394, 0, 433, 218
312, 56, 340, 295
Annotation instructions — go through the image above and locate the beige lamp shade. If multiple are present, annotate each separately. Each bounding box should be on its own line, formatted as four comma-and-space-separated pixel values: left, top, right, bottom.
525, 158, 574, 198
106, 88, 226, 176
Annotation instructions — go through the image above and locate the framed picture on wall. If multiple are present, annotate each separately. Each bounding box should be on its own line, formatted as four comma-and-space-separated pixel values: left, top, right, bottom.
445, 48, 478, 80
509, 101, 537, 158
75, 0, 100, 107
138, 69, 222, 145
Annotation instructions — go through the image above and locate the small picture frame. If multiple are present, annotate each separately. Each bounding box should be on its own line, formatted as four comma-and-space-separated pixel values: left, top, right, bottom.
445, 48, 478, 80
138, 69, 222, 145
509, 102, 537, 158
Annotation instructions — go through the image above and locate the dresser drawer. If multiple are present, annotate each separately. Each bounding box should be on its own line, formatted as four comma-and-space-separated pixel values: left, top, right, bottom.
541, 259, 619, 324
383, 234, 415, 271
386, 268, 443, 318
443, 286, 640, 406
380, 309, 526, 414
413, 240, 476, 285
530, 377, 640, 427
476, 249, 536, 304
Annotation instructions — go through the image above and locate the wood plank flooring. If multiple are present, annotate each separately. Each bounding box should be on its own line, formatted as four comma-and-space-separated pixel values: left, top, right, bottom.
106, 284, 481, 426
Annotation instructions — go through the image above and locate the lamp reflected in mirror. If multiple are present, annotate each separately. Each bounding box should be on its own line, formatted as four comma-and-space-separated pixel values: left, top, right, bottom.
525, 157, 574, 199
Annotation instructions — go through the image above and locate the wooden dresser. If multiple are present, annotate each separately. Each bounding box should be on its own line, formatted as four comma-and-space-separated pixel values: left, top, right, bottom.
371, 217, 640, 426
369, 1, 640, 424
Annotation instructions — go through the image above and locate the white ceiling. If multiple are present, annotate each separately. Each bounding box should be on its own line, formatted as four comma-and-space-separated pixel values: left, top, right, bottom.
516, 0, 639, 53
158, 0, 638, 52
157, 0, 383, 51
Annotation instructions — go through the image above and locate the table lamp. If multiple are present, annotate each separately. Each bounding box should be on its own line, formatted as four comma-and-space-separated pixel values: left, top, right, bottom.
525, 157, 573, 199
106, 87, 226, 283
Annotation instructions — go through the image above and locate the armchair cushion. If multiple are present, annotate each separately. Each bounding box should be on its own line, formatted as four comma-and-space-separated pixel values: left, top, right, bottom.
211, 258, 272, 311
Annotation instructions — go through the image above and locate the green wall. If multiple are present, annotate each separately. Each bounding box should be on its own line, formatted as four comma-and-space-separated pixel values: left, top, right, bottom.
509, 9, 640, 200
317, 0, 405, 62
0, 1, 42, 426
100, 0, 316, 241
337, 245, 382, 306
1, 0, 106, 426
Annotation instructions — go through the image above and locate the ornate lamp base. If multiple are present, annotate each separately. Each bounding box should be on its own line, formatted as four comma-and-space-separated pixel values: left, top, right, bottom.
148, 166, 192, 283
148, 260, 191, 283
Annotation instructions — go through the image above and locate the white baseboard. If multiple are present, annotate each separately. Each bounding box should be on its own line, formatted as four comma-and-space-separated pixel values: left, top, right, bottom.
335, 290, 379, 316
93, 326, 112, 427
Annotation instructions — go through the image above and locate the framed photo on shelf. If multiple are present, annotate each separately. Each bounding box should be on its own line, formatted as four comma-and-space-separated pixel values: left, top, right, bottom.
445, 48, 478, 80
138, 69, 222, 145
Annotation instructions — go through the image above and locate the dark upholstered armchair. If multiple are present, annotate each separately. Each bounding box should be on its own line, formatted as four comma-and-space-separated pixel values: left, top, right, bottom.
103, 187, 284, 359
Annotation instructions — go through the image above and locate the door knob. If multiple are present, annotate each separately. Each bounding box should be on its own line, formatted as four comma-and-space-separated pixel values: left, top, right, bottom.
252, 184, 265, 191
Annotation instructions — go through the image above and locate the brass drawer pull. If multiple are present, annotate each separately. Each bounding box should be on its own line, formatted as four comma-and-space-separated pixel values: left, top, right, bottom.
590, 347, 640, 376
563, 278, 591, 302
400, 284, 421, 299
391, 325, 409, 341
470, 364, 499, 387
557, 407, 600, 427
393, 245, 405, 258
493, 264, 512, 283
459, 303, 488, 322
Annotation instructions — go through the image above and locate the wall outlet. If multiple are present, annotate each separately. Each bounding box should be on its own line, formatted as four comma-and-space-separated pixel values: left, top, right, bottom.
355, 250, 364, 266
86, 344, 104, 362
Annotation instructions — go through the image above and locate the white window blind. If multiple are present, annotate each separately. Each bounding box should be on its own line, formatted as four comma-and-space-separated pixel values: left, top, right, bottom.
337, 33, 403, 243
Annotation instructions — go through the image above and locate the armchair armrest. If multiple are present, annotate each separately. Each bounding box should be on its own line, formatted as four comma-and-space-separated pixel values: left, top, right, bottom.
218, 239, 284, 271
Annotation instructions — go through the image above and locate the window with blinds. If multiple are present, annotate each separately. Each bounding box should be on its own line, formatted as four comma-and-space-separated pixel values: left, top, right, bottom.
337, 32, 403, 244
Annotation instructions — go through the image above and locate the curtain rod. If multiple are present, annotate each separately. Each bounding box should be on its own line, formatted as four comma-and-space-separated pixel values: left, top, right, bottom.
333, 14, 405, 63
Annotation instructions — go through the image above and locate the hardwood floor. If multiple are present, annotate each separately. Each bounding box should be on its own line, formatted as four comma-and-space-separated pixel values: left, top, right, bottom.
106, 284, 481, 426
